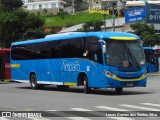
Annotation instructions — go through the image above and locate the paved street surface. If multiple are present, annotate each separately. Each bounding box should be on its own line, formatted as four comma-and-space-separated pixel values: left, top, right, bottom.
0, 74, 160, 120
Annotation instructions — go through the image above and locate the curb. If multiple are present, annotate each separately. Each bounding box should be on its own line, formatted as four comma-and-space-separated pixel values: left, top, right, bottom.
0, 80, 11, 84
0, 80, 22, 84
147, 72, 160, 76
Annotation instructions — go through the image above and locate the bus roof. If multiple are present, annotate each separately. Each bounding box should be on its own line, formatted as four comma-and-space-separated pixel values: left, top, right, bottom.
11, 32, 140, 46
143, 47, 155, 51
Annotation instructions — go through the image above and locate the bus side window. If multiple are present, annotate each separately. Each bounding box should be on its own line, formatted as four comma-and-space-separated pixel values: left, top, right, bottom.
59, 40, 71, 58
154, 52, 158, 60
70, 38, 84, 58
85, 37, 103, 64
59, 38, 85, 58
148, 55, 154, 63
50, 40, 60, 59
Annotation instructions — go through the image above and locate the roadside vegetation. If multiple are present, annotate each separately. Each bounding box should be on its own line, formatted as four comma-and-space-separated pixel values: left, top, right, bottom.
44, 12, 112, 27
130, 21, 160, 47
0, 0, 159, 48
0, 0, 45, 47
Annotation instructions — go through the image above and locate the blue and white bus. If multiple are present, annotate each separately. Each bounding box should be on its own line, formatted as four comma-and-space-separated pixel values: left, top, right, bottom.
144, 47, 159, 73
11, 32, 147, 94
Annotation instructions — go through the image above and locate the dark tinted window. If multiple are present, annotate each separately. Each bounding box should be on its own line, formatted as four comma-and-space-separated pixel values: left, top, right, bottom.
11, 42, 51, 60
59, 40, 72, 58
85, 37, 103, 64
50, 40, 60, 58
11, 37, 102, 63
59, 38, 84, 58
11, 38, 85, 60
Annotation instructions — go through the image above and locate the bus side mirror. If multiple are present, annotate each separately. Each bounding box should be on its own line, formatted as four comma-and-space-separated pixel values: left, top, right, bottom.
102, 45, 106, 53
99, 40, 106, 53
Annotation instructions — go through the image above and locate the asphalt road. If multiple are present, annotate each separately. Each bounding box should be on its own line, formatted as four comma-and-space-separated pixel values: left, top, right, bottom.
0, 74, 160, 120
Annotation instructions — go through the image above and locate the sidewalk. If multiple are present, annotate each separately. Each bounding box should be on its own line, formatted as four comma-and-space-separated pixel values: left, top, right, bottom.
147, 71, 160, 76
0, 79, 11, 84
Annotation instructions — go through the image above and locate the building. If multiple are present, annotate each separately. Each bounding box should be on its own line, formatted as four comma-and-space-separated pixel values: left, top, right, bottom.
23, 0, 28, 3
126, 1, 145, 8
24, 0, 55, 2
89, 0, 119, 10
126, 0, 160, 8
23, 0, 67, 14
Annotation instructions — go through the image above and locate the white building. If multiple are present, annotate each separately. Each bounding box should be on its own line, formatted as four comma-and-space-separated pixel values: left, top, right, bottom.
23, 0, 28, 3
126, 0, 160, 8
126, 1, 145, 8
89, 0, 118, 10
23, 0, 67, 14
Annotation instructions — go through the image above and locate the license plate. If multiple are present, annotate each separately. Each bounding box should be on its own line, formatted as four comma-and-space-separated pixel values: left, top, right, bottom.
126, 83, 134, 87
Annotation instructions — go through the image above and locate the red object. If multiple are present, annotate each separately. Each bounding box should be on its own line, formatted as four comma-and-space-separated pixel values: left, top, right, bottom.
0, 48, 10, 80
156, 49, 160, 53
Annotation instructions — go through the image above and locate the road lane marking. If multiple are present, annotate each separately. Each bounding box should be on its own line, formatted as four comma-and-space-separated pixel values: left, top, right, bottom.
2, 106, 16, 109
106, 117, 134, 120
70, 108, 93, 111
67, 117, 91, 120
140, 103, 160, 107
29, 118, 50, 120
0, 118, 10, 120
120, 104, 160, 111
24, 109, 34, 111
95, 106, 130, 111
45, 110, 56, 111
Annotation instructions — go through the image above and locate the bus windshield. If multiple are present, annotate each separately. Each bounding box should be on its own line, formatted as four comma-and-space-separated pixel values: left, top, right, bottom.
104, 40, 146, 68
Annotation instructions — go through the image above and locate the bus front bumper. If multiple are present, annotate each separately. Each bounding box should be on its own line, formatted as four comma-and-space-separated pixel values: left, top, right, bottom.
105, 73, 147, 88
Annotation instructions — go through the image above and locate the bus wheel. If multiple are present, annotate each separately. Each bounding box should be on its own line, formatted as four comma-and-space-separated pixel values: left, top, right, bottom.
30, 74, 44, 89
115, 87, 123, 94
84, 76, 91, 94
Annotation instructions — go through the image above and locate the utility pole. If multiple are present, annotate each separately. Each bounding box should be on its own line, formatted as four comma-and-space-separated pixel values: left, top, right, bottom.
104, 14, 107, 31
103, 4, 107, 31
103, 2, 111, 31
102, 1, 116, 32
72, 0, 75, 14
112, 3, 116, 32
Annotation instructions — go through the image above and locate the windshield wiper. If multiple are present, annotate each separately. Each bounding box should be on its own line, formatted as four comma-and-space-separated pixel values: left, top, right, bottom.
127, 46, 141, 70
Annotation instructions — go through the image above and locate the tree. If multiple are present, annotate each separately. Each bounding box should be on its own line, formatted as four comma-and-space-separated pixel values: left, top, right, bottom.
0, 10, 45, 47
22, 29, 46, 40
0, 0, 23, 12
77, 20, 104, 32
130, 21, 160, 47
0, 12, 19, 47
0, 0, 45, 47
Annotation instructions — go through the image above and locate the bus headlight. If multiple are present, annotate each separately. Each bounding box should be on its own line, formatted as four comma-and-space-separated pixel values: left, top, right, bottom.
104, 70, 118, 79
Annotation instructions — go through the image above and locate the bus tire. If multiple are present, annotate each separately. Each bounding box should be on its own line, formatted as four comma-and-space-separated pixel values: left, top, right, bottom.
84, 76, 91, 94
30, 74, 44, 89
115, 87, 123, 94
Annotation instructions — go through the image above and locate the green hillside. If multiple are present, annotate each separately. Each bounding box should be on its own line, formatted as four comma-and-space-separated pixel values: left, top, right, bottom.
44, 12, 112, 27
